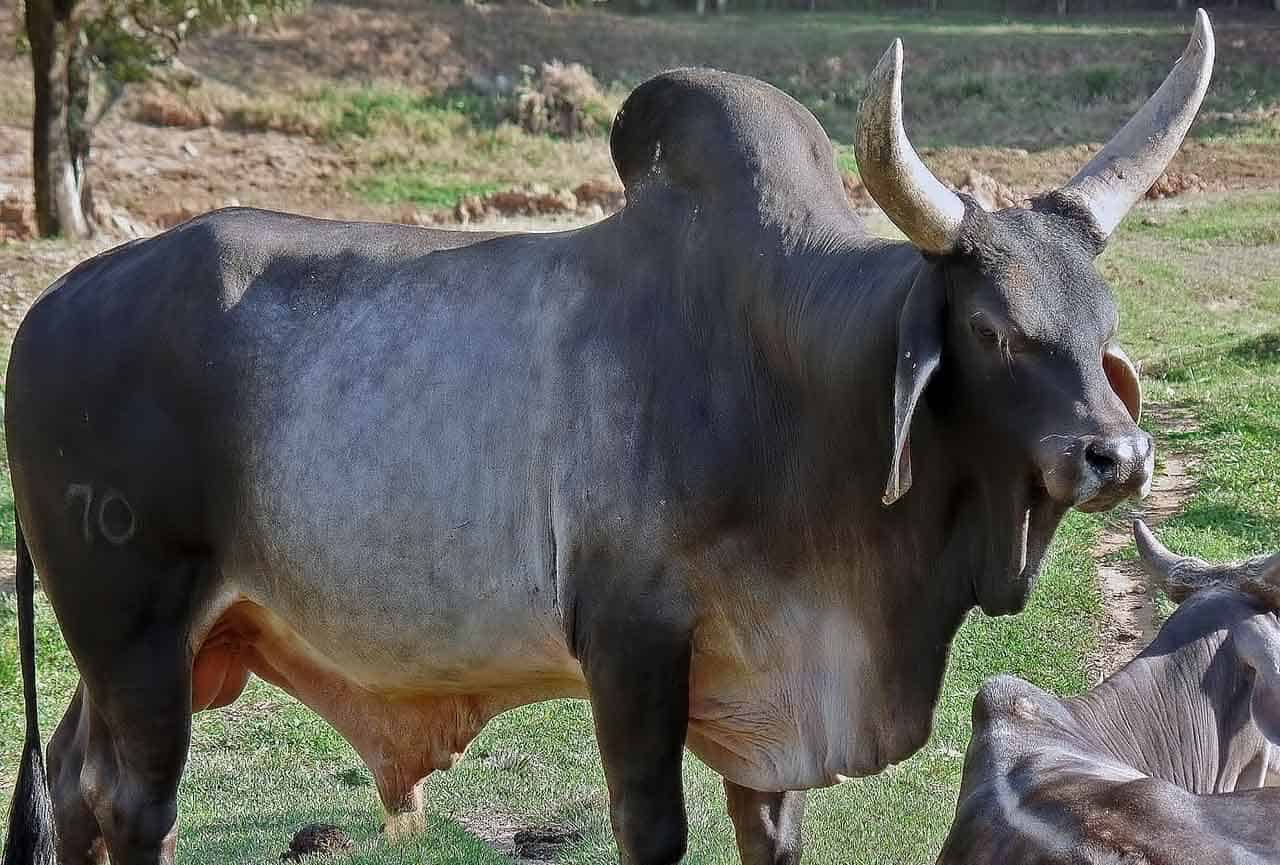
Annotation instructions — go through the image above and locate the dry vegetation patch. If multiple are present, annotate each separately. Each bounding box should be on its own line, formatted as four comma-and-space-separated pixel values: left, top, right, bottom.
511, 61, 613, 137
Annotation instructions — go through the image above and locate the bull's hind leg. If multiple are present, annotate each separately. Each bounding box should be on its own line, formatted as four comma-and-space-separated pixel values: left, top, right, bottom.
71, 621, 194, 865
79, 642, 192, 865
47, 683, 107, 865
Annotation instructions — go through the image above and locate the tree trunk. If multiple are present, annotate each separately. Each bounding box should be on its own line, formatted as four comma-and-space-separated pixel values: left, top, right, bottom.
66, 0, 95, 219
929, 0, 938, 13
26, 0, 92, 238
1056, 0, 1067, 15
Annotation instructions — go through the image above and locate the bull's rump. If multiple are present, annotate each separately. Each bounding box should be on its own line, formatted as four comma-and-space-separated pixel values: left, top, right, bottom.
6, 208, 591, 697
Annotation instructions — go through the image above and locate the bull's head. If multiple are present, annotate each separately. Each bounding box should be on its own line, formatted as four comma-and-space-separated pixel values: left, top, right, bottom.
1136, 520, 1280, 744
859, 12, 1214, 610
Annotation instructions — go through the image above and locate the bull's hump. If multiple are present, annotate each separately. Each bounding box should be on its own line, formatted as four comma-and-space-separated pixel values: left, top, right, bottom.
609, 69, 847, 214
973, 674, 1055, 726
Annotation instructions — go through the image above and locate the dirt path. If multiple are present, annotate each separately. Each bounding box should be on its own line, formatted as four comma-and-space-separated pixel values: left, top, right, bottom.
1088, 405, 1199, 684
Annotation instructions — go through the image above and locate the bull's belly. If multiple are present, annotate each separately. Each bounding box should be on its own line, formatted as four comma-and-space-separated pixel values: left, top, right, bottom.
189, 576, 586, 812
209, 565, 582, 694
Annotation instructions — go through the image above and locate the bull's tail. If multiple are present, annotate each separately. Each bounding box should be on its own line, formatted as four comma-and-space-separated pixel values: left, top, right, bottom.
3, 515, 57, 865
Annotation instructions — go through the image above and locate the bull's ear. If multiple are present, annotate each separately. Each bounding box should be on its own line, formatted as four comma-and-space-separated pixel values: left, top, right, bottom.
1236, 614, 1280, 744
1103, 343, 1142, 423
883, 269, 945, 507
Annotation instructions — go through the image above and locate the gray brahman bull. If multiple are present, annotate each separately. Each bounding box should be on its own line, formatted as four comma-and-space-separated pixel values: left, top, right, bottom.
5, 12, 1215, 865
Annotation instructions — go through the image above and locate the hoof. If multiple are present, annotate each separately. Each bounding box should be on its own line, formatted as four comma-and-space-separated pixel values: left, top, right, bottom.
381, 809, 427, 842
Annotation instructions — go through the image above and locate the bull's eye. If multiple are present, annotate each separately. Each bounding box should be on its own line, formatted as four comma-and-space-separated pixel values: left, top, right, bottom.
971, 320, 1002, 347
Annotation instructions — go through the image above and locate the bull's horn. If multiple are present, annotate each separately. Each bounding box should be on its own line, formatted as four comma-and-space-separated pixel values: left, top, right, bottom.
1134, 519, 1211, 601
1059, 10, 1215, 240
1135, 519, 1280, 608
855, 39, 965, 255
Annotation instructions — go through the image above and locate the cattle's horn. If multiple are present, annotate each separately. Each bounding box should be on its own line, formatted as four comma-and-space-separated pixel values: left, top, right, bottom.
1134, 519, 1280, 608
855, 39, 965, 255
1059, 10, 1215, 240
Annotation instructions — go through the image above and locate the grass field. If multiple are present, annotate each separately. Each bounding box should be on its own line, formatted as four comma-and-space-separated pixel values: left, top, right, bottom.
2, 5, 1280, 863
1, 192, 1277, 864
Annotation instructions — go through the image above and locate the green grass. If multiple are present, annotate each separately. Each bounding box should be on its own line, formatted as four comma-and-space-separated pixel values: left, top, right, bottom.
1102, 192, 1280, 597
1121, 195, 1280, 247
223, 84, 481, 143
352, 172, 502, 209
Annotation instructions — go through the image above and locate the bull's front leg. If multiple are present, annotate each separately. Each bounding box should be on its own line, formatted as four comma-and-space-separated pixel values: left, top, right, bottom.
724, 781, 806, 865
575, 570, 693, 865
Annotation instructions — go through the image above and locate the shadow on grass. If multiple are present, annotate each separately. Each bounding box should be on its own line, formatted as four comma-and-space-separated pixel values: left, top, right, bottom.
1163, 501, 1276, 549
1145, 329, 1280, 382
1228, 330, 1280, 367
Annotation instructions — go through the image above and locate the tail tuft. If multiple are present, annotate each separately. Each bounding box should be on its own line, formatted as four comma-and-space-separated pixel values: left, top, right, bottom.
2, 736, 57, 865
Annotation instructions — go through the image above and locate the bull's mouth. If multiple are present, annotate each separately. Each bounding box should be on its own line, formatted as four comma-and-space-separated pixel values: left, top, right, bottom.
976, 479, 1067, 616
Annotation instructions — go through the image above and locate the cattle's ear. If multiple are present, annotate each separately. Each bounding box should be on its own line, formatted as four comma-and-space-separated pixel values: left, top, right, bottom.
883, 268, 945, 507
1103, 343, 1142, 423
1236, 614, 1280, 744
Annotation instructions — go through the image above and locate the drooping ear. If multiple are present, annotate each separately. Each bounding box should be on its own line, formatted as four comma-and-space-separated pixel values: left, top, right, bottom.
883, 268, 945, 507
1103, 343, 1142, 423
1235, 614, 1280, 745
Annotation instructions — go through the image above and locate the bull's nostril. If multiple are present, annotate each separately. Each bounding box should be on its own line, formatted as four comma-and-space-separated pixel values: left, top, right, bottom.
1084, 440, 1119, 480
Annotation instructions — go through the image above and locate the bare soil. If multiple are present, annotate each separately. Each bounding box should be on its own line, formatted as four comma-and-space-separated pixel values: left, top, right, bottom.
1088, 405, 1200, 684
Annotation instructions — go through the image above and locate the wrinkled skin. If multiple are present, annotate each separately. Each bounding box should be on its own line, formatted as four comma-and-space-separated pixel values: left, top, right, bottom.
939, 587, 1280, 865
5, 70, 1150, 865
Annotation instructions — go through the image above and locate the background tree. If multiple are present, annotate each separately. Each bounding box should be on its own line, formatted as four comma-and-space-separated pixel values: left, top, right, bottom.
23, 0, 304, 238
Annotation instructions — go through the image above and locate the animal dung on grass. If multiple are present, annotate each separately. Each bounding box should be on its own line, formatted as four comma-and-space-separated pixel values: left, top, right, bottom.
279, 823, 353, 861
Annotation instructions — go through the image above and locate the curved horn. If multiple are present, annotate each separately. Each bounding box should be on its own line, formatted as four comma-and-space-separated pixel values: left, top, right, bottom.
855, 39, 965, 255
1135, 519, 1280, 608
1134, 519, 1213, 602
1059, 10, 1215, 239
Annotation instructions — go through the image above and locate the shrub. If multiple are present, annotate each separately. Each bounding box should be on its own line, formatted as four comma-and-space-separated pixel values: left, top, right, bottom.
511, 62, 612, 138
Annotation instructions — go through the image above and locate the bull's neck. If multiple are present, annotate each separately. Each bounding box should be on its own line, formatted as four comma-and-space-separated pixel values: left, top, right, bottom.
730, 220, 983, 645
1066, 632, 1253, 793
624, 191, 991, 617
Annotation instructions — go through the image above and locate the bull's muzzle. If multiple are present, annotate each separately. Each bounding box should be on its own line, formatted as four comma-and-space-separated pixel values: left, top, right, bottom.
1070, 430, 1154, 512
